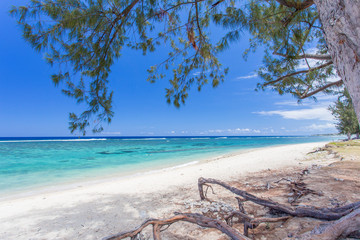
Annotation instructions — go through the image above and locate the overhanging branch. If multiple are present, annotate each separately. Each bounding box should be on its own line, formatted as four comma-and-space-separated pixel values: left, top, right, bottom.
275, 0, 314, 10
264, 61, 333, 86
299, 79, 343, 99
273, 51, 332, 60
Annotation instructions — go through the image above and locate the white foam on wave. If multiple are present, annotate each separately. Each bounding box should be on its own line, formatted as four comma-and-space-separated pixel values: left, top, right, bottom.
260, 136, 309, 139
0, 138, 107, 143
190, 137, 210, 140
122, 138, 167, 141
215, 137, 227, 139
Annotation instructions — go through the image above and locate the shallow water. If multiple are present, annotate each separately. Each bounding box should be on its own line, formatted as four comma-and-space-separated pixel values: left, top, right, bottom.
0, 136, 338, 194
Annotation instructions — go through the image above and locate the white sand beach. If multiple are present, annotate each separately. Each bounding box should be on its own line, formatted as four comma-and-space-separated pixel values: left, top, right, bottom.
0, 141, 329, 240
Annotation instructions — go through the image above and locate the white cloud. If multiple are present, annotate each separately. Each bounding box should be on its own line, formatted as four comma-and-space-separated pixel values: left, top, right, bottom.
234, 128, 250, 132
274, 101, 303, 106
315, 94, 336, 101
260, 94, 338, 123
255, 107, 334, 121
275, 94, 338, 109
207, 128, 261, 134
235, 73, 258, 80
305, 123, 335, 130
297, 58, 319, 70
296, 48, 320, 70
208, 129, 225, 133
326, 74, 341, 83
294, 48, 341, 87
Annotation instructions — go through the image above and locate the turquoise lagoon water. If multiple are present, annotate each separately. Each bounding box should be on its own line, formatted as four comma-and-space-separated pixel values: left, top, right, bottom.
0, 136, 339, 195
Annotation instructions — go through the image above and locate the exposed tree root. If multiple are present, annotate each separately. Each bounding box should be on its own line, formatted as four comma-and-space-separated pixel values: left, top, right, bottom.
104, 177, 360, 240
287, 169, 323, 204
274, 169, 323, 204
198, 177, 360, 221
300, 208, 360, 240
225, 210, 290, 237
102, 212, 251, 240
225, 196, 290, 237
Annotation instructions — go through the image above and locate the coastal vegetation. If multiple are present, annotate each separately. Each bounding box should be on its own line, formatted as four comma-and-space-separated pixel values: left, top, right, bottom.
9, 0, 360, 239
330, 89, 360, 140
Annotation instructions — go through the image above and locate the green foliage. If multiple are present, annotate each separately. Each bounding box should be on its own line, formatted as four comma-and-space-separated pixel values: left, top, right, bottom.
11, 0, 343, 134
11, 0, 229, 134
328, 140, 360, 147
243, 2, 339, 100
329, 89, 360, 139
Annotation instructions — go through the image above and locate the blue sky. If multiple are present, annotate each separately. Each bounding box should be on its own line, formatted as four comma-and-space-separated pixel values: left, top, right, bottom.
0, 1, 338, 137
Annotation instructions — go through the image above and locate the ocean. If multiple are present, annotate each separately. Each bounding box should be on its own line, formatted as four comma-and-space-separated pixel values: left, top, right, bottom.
0, 136, 338, 195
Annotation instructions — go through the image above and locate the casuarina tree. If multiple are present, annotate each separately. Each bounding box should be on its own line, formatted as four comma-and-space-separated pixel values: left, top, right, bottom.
330, 88, 360, 140
11, 0, 360, 134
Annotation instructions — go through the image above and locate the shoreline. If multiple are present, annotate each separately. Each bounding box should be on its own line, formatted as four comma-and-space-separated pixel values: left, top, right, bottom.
0, 136, 337, 200
0, 141, 329, 240
0, 141, 326, 201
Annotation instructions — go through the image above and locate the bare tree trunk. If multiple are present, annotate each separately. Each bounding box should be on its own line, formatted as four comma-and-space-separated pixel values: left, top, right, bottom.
314, 0, 360, 124
347, 132, 351, 140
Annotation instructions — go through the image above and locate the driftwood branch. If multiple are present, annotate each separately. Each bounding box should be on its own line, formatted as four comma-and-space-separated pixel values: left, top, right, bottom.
198, 177, 360, 221
104, 176, 360, 240
284, 169, 323, 204
103, 212, 251, 240
225, 209, 290, 232
234, 197, 288, 236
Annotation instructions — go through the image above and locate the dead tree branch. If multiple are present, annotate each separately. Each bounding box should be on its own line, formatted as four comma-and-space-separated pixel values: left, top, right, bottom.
198, 177, 360, 221
103, 212, 251, 240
